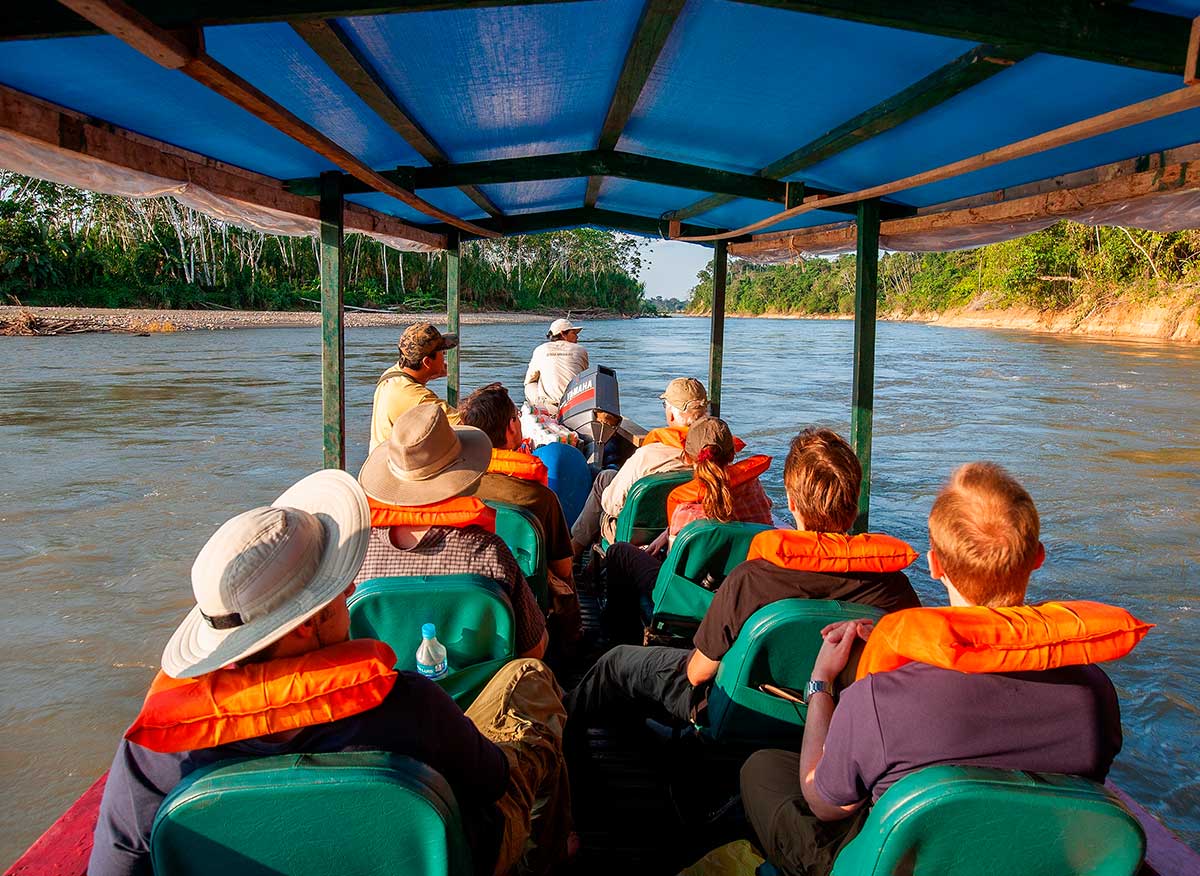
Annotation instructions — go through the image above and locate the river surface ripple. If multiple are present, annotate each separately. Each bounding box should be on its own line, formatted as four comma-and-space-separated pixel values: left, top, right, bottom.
1, 318, 1198, 862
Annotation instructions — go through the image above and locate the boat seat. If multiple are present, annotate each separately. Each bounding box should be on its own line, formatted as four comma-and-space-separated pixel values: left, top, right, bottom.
699, 599, 884, 746
485, 500, 548, 611
602, 469, 694, 550
348, 575, 514, 708
827, 765, 1146, 876
151, 752, 473, 876
649, 520, 773, 639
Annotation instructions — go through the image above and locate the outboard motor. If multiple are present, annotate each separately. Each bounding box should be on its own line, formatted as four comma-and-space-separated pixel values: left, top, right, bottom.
558, 365, 622, 466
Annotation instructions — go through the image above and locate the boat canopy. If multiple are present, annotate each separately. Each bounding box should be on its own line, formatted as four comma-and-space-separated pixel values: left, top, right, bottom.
5, 0, 1200, 525
3, 1, 1200, 257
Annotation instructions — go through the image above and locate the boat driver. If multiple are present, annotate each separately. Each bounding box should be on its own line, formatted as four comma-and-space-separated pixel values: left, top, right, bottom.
523, 317, 588, 411
89, 469, 570, 876
369, 321, 461, 452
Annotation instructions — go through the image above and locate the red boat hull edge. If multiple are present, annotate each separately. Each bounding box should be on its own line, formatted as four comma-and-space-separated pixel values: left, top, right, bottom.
4, 773, 1197, 875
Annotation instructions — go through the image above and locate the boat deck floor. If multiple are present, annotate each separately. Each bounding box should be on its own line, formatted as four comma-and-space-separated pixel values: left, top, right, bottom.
556, 592, 757, 875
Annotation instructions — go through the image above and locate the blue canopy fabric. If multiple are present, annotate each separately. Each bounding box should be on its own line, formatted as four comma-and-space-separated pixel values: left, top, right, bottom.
2, 0, 1199, 243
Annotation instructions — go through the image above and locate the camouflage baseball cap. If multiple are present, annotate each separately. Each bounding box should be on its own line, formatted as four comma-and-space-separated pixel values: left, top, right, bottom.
399, 322, 458, 365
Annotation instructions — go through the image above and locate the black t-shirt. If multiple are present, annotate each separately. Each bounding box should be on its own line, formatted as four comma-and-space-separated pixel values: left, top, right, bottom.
815, 661, 1123, 805
89, 672, 509, 876
693, 558, 921, 660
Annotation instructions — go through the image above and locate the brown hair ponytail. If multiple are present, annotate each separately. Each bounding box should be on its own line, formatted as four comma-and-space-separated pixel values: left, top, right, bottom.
694, 445, 735, 522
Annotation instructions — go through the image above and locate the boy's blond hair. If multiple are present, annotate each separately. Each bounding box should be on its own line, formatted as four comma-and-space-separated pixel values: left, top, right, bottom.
928, 462, 1040, 606
783, 428, 861, 533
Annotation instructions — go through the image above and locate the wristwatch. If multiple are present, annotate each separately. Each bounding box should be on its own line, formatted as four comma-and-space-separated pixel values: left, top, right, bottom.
803, 679, 835, 704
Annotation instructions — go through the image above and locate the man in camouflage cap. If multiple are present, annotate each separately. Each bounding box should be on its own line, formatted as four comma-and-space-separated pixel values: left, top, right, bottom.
369, 322, 461, 452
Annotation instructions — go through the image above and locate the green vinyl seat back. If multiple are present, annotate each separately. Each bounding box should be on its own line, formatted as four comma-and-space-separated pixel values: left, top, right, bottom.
830, 765, 1145, 876
700, 599, 884, 746
484, 500, 548, 611
151, 752, 473, 876
649, 520, 773, 639
605, 469, 694, 549
348, 575, 515, 707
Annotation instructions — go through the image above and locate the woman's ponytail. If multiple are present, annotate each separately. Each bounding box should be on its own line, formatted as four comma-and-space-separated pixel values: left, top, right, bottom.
694, 444, 735, 522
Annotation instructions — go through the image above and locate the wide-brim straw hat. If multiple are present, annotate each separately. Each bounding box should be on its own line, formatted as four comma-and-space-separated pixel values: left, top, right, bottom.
358, 404, 492, 506
160, 469, 371, 679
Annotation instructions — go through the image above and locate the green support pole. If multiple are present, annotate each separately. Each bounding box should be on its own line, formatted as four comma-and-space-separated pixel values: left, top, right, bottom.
445, 233, 461, 408
319, 171, 345, 470
851, 199, 880, 533
708, 239, 728, 418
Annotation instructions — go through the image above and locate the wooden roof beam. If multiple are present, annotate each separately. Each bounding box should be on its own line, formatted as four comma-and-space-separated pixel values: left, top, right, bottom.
668, 45, 1020, 222
54, 0, 498, 237
732, 0, 1192, 75
1, 0, 594, 41
426, 207, 735, 241
284, 150, 917, 217
584, 0, 686, 208
0, 83, 447, 249
290, 19, 501, 217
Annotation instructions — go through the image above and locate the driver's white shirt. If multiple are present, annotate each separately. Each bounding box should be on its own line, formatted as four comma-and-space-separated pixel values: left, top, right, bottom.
523, 340, 589, 408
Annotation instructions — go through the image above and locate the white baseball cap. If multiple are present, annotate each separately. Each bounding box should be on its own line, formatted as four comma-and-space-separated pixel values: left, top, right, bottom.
548, 318, 583, 338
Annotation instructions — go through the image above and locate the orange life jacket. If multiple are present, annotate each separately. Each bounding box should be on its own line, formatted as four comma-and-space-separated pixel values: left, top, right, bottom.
125, 639, 398, 754
666, 454, 772, 521
368, 495, 497, 532
487, 448, 549, 485
854, 600, 1153, 680
747, 529, 918, 576
641, 425, 747, 453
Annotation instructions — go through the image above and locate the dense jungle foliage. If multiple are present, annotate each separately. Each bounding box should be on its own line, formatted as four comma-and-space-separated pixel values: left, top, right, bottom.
687, 223, 1200, 315
0, 172, 648, 313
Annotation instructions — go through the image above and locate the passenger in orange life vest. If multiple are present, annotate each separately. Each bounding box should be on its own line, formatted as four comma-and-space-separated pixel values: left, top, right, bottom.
523, 317, 588, 411
564, 429, 920, 778
90, 470, 571, 876
600, 416, 774, 643
460, 382, 582, 643
570, 376, 710, 556
355, 404, 549, 661
740, 462, 1131, 876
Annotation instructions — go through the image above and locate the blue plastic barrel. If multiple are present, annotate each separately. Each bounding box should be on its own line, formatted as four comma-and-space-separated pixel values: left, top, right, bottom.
533, 442, 592, 528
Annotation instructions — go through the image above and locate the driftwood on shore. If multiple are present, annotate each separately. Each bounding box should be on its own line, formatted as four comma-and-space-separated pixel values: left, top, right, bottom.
0, 310, 90, 336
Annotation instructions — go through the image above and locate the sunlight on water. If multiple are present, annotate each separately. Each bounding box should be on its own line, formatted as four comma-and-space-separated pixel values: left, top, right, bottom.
1, 318, 1198, 862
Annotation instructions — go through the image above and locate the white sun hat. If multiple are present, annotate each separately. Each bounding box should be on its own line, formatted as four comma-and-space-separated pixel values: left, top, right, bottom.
159, 469, 370, 679
548, 317, 583, 338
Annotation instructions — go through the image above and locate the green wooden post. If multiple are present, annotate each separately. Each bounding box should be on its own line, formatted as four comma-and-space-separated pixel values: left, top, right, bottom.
708, 239, 728, 417
319, 171, 345, 470
851, 199, 880, 533
445, 233, 461, 407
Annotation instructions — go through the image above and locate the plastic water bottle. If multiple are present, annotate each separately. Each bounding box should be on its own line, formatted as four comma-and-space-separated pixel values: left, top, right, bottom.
415, 623, 449, 680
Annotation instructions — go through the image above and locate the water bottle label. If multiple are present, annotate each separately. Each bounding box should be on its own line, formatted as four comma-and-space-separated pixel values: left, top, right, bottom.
417, 659, 448, 680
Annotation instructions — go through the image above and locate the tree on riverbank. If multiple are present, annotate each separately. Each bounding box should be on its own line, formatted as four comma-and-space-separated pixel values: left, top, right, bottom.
686, 222, 1200, 316
0, 172, 647, 313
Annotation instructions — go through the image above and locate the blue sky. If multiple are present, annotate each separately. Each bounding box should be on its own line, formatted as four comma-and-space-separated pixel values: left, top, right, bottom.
638, 239, 712, 300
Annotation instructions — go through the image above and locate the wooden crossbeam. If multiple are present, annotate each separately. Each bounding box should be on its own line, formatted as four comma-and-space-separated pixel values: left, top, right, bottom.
55, 0, 498, 237
732, 0, 1192, 75
290, 19, 501, 217
668, 45, 1019, 222
285, 150, 916, 218
729, 142, 1200, 260
428, 206, 730, 240
1, 0, 593, 41
584, 0, 686, 208
675, 83, 1200, 242
0, 83, 447, 249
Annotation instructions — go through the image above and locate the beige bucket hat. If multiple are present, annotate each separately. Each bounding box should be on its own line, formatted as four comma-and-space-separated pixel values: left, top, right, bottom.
358, 403, 492, 506
160, 469, 371, 679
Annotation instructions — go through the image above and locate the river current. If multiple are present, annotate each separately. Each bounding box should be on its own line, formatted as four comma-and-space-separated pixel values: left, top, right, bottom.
1, 317, 1198, 862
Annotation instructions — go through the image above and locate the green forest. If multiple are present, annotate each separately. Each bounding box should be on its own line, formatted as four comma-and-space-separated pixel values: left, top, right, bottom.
687, 223, 1200, 316
0, 171, 649, 314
